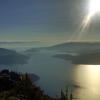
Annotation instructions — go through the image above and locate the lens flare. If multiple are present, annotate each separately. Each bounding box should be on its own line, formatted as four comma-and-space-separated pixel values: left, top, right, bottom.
89, 0, 100, 17
68, 0, 100, 42
82, 0, 100, 31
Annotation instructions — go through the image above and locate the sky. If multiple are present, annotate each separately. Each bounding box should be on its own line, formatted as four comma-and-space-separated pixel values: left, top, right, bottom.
0, 0, 100, 44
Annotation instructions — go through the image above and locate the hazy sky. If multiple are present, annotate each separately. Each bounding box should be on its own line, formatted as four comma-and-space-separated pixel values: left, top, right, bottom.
0, 0, 100, 44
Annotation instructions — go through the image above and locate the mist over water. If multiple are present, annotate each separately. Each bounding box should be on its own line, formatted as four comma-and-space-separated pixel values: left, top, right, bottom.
1, 43, 100, 99
0, 46, 73, 97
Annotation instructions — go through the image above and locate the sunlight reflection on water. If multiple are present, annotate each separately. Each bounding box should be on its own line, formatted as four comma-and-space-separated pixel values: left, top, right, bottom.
73, 65, 100, 100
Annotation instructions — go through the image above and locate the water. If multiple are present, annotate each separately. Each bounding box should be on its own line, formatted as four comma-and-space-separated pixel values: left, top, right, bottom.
0, 49, 73, 97
73, 65, 100, 100
1, 45, 100, 99
24, 52, 72, 97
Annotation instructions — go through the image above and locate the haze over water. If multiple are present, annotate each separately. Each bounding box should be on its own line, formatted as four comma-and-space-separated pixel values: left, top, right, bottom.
0, 45, 73, 97
0, 43, 100, 100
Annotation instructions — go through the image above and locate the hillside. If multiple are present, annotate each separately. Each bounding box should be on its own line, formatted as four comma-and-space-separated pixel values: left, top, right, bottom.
54, 50, 100, 65
73, 51, 100, 64
0, 48, 29, 65
48, 42, 100, 53
0, 69, 53, 100
25, 42, 100, 54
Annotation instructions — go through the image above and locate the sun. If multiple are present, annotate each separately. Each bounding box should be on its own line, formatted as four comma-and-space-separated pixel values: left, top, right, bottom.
67, 0, 100, 41
89, 0, 100, 17
81, 0, 100, 31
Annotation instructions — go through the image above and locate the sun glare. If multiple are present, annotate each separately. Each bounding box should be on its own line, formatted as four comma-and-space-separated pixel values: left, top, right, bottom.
89, 0, 100, 17
67, 0, 100, 42
79, 0, 100, 34
86, 0, 100, 24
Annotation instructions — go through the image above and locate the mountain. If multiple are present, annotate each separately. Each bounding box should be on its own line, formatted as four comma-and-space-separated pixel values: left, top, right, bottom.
25, 42, 100, 54
73, 51, 100, 65
51, 42, 100, 65
48, 42, 100, 53
54, 50, 100, 65
0, 48, 29, 65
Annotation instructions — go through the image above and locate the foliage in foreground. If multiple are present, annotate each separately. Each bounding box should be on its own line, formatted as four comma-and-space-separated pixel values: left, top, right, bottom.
0, 69, 72, 100
0, 70, 53, 100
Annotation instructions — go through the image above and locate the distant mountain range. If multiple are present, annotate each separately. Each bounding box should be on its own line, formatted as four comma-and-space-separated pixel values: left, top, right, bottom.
25, 42, 100, 53
0, 42, 100, 65
49, 42, 100, 50
49, 42, 100, 65
0, 41, 41, 44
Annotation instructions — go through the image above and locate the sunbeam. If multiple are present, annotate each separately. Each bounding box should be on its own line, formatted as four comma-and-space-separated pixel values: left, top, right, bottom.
68, 0, 100, 42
